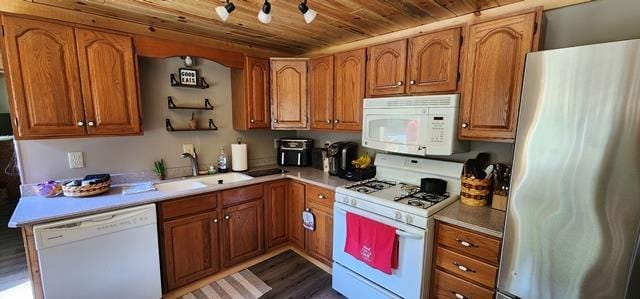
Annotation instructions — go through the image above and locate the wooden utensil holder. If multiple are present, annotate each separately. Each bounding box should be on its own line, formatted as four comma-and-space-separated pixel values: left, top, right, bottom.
460, 176, 491, 207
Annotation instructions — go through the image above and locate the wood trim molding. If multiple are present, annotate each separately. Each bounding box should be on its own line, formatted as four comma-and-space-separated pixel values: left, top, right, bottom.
303, 0, 590, 57
0, 0, 289, 58
133, 36, 244, 68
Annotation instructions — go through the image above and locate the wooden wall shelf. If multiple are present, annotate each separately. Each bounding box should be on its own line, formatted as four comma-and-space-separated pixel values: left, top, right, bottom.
167, 96, 214, 110
165, 118, 218, 131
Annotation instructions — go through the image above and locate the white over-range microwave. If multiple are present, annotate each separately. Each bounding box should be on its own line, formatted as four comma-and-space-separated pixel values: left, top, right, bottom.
362, 94, 468, 156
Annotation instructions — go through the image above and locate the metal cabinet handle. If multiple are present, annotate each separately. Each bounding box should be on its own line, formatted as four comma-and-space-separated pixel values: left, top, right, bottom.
213, 218, 218, 223
317, 194, 326, 199
453, 262, 475, 272
305, 208, 311, 212
455, 238, 478, 247
77, 121, 85, 127
410, 80, 416, 85
334, 120, 339, 124
397, 81, 403, 86
461, 123, 469, 128
326, 120, 332, 124
224, 215, 230, 220
250, 119, 255, 123
88, 121, 95, 127
273, 119, 278, 124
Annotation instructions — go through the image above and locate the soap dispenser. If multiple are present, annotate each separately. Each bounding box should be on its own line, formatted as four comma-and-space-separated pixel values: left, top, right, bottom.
217, 146, 229, 173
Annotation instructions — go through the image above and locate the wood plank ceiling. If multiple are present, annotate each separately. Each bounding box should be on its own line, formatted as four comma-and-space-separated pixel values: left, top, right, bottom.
26, 0, 524, 54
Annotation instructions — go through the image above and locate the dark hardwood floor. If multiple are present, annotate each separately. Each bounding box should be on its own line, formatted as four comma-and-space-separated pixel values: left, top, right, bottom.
249, 250, 345, 299
0, 195, 29, 293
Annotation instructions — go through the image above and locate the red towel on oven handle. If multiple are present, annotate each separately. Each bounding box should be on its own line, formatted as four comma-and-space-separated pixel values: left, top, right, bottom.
344, 212, 399, 275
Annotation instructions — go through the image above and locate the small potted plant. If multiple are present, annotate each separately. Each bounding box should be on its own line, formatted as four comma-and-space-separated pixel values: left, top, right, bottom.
153, 159, 166, 180
188, 112, 198, 129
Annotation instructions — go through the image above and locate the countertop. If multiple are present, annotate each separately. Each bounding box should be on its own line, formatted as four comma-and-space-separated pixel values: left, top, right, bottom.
434, 200, 506, 238
9, 166, 351, 228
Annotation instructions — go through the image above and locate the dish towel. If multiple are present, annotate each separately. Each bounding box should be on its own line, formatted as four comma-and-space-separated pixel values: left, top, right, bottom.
344, 212, 399, 274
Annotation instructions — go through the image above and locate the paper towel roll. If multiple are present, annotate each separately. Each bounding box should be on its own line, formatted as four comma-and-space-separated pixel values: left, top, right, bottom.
231, 143, 248, 171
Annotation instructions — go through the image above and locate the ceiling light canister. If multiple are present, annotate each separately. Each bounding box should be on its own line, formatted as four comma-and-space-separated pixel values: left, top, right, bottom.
215, 0, 236, 22
298, 0, 317, 24
258, 0, 272, 24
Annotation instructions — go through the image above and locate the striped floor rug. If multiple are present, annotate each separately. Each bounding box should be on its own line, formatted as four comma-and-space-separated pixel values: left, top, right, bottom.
181, 269, 271, 299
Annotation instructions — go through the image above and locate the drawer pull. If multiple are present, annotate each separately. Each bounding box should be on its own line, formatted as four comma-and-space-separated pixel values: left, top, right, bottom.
317, 194, 326, 199
451, 291, 466, 299
453, 262, 475, 273
455, 238, 478, 247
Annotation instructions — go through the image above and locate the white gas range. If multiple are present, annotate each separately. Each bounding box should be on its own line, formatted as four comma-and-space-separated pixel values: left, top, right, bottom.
332, 154, 463, 299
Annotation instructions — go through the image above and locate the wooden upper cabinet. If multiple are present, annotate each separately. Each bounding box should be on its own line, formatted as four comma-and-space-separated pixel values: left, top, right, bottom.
162, 211, 220, 291
407, 27, 462, 93
264, 180, 288, 249
309, 56, 334, 130
334, 49, 366, 131
270, 59, 308, 129
221, 199, 264, 267
366, 40, 407, 97
1, 15, 85, 138
75, 29, 141, 135
232, 56, 270, 130
460, 12, 539, 142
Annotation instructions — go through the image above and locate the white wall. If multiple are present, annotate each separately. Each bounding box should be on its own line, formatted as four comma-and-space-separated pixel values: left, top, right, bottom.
0, 75, 9, 113
16, 58, 292, 184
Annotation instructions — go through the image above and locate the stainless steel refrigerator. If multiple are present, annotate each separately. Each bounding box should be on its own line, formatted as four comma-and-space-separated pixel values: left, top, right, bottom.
497, 40, 640, 299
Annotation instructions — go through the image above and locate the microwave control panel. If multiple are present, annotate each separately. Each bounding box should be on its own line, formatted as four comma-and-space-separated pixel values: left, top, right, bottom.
428, 116, 447, 144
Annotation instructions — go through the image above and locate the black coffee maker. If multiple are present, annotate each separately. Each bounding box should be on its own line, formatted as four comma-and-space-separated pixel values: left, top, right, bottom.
327, 142, 358, 177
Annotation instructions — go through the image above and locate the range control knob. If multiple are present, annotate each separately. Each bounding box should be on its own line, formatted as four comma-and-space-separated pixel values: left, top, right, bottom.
343, 197, 349, 204
405, 215, 413, 224
394, 211, 402, 221
350, 198, 357, 207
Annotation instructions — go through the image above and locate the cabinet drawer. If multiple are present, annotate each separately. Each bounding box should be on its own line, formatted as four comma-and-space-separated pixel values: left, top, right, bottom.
222, 184, 264, 207
159, 193, 217, 220
306, 184, 334, 208
432, 269, 494, 299
437, 223, 501, 264
436, 247, 497, 288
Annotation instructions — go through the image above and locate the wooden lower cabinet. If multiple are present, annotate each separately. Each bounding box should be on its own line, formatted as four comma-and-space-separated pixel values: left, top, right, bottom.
162, 211, 220, 290
288, 181, 307, 249
306, 201, 334, 266
265, 180, 289, 249
221, 199, 265, 268
431, 221, 501, 299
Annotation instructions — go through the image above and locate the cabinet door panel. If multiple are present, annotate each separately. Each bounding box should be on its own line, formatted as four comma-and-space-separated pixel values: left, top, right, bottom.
265, 181, 288, 249
288, 181, 306, 249
222, 200, 264, 267
334, 49, 366, 131
247, 57, 270, 128
310, 56, 334, 130
408, 27, 461, 93
306, 202, 333, 266
75, 29, 141, 135
461, 13, 537, 141
271, 59, 308, 129
162, 211, 220, 290
2, 16, 85, 138
366, 40, 407, 96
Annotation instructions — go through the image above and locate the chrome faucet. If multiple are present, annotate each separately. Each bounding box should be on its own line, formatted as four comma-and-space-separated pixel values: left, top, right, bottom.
181, 153, 199, 177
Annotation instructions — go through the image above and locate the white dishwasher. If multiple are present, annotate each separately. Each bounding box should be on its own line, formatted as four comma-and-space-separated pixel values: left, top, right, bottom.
33, 204, 162, 299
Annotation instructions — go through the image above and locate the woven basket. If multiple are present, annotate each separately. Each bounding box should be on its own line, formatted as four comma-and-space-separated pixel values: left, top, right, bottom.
460, 176, 491, 207
63, 180, 111, 197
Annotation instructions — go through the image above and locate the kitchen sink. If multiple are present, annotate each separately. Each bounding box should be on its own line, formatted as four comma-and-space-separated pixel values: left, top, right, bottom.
154, 172, 253, 192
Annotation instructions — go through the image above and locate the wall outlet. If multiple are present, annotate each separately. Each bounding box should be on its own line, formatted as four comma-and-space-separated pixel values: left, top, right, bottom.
182, 144, 195, 156
68, 152, 84, 169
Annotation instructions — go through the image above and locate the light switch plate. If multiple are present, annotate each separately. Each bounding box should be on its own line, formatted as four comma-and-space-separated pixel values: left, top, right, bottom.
68, 152, 84, 169
182, 144, 195, 156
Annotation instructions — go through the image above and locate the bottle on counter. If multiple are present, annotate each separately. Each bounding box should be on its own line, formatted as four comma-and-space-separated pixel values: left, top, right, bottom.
217, 146, 229, 173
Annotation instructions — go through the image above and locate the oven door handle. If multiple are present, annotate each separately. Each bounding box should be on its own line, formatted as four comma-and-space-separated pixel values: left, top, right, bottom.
395, 229, 423, 239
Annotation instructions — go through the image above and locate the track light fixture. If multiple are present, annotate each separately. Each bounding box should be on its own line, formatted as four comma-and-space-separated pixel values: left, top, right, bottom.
215, 0, 235, 22
258, 0, 272, 24
298, 0, 317, 24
